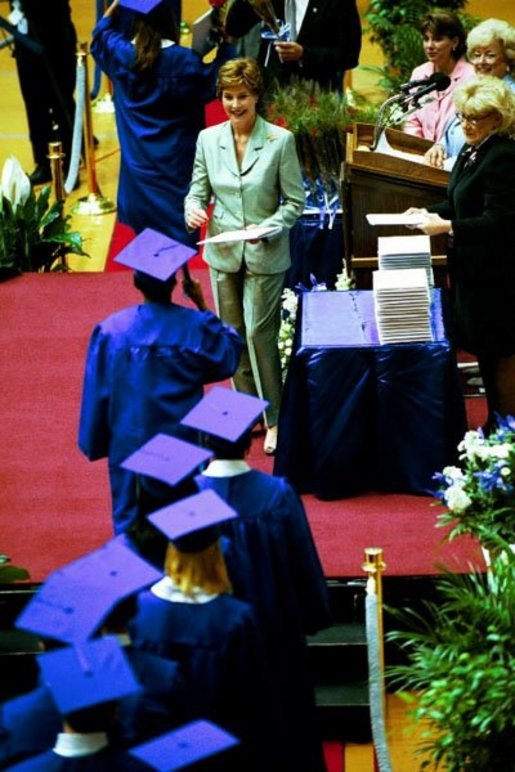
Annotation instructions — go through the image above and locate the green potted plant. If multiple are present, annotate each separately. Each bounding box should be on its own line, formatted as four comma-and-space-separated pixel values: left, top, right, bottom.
386, 550, 515, 771
0, 554, 29, 583
433, 415, 515, 553
0, 156, 87, 278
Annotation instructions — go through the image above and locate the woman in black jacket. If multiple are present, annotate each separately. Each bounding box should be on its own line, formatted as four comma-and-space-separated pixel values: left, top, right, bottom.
407, 76, 515, 430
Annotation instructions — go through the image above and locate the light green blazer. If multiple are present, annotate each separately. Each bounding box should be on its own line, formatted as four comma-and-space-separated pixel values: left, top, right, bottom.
185, 115, 305, 274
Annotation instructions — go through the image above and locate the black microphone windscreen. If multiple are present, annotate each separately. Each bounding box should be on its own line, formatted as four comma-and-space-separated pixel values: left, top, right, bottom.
431, 72, 451, 91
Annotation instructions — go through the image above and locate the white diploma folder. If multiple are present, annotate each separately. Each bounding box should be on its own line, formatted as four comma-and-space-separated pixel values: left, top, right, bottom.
366, 213, 428, 227
198, 226, 282, 245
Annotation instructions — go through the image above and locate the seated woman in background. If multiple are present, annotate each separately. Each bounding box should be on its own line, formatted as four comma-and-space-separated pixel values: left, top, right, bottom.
403, 10, 474, 141
426, 18, 515, 169
406, 77, 515, 431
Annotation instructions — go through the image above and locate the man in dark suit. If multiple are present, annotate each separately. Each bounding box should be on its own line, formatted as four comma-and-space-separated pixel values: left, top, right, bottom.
225, 0, 362, 90
10, 0, 77, 184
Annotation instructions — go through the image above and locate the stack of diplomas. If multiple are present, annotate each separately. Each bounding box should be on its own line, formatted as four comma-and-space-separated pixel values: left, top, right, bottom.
373, 268, 432, 344
377, 234, 434, 287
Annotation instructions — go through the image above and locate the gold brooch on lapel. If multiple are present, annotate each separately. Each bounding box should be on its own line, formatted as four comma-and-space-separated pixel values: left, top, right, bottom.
266, 134, 278, 141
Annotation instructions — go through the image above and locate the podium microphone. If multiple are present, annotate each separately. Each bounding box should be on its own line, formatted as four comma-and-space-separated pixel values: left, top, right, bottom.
404, 72, 451, 105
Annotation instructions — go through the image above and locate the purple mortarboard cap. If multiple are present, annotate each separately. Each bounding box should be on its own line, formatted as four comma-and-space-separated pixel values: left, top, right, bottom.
37, 637, 141, 714
114, 228, 196, 280
129, 720, 239, 771
120, 433, 213, 486
180, 386, 268, 442
16, 537, 161, 644
119, 0, 164, 15
148, 489, 238, 552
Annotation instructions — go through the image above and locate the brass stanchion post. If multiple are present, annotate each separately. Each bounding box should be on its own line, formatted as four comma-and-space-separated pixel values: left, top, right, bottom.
48, 141, 65, 204
363, 547, 387, 714
47, 141, 68, 270
73, 41, 116, 215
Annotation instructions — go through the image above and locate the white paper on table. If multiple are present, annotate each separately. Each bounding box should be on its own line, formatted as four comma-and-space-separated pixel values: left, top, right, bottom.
198, 226, 282, 245
366, 213, 428, 227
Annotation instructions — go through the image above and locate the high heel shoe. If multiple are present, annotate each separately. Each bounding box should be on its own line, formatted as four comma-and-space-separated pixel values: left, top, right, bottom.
263, 425, 278, 455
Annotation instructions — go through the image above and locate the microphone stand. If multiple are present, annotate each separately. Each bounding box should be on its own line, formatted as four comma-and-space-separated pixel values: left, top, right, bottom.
371, 87, 436, 150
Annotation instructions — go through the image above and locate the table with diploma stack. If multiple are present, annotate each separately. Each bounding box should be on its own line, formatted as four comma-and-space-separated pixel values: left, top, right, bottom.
274, 289, 467, 500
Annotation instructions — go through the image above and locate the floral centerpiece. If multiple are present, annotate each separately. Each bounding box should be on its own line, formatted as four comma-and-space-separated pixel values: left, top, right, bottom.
433, 415, 515, 547
0, 156, 86, 278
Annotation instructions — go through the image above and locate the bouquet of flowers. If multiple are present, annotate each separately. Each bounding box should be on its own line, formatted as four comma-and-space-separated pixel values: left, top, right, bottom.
265, 79, 379, 203
0, 156, 86, 278
434, 415, 515, 545
246, 0, 280, 35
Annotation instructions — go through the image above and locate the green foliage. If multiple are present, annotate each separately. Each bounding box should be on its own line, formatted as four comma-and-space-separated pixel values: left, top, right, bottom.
0, 179, 87, 278
433, 418, 515, 547
387, 552, 515, 771
0, 554, 30, 583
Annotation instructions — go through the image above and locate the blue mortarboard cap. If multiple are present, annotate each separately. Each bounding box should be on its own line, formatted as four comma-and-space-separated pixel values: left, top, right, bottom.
16, 538, 161, 644
37, 637, 141, 714
120, 434, 213, 486
180, 386, 268, 442
119, 0, 164, 15
129, 720, 239, 771
148, 489, 238, 552
114, 228, 196, 280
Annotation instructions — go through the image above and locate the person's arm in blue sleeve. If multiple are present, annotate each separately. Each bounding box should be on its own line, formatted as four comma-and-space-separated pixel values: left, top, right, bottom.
78, 326, 111, 461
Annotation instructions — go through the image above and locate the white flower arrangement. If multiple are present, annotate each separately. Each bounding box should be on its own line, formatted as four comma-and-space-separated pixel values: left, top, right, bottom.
278, 287, 298, 381
434, 416, 515, 545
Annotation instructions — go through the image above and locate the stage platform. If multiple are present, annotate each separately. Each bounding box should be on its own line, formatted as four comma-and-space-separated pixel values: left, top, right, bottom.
0, 272, 483, 585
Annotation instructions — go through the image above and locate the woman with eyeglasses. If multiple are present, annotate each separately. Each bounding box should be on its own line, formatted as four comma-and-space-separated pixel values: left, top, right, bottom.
426, 18, 515, 170
403, 11, 474, 141
406, 77, 515, 431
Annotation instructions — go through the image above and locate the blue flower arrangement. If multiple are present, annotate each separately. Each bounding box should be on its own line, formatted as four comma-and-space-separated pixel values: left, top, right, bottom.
434, 415, 515, 546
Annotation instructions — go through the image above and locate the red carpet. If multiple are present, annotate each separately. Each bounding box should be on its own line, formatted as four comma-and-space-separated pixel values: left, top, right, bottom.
0, 272, 484, 584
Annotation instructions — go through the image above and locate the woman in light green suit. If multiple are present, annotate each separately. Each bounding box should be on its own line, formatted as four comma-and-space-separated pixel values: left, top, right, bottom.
185, 58, 305, 454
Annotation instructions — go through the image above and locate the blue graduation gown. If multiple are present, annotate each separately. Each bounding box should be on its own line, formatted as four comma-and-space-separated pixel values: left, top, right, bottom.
197, 470, 331, 771
0, 687, 60, 767
0, 651, 186, 766
91, 17, 231, 246
130, 591, 276, 771
78, 302, 242, 532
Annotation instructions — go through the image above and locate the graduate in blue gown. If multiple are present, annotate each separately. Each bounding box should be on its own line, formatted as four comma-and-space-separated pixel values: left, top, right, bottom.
91, 0, 233, 247
179, 387, 331, 771
129, 489, 279, 771
1, 598, 188, 767
5, 639, 150, 772
77, 232, 242, 533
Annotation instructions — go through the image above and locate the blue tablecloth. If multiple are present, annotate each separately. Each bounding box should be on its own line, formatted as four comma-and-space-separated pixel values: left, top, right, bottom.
274, 290, 466, 499
286, 213, 344, 290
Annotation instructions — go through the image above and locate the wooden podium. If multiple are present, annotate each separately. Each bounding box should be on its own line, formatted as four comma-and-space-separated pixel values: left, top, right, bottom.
342, 123, 450, 287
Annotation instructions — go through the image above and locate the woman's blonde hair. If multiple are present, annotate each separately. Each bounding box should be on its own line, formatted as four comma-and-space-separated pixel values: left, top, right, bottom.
216, 57, 263, 100
467, 18, 515, 70
453, 76, 515, 137
164, 540, 233, 598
